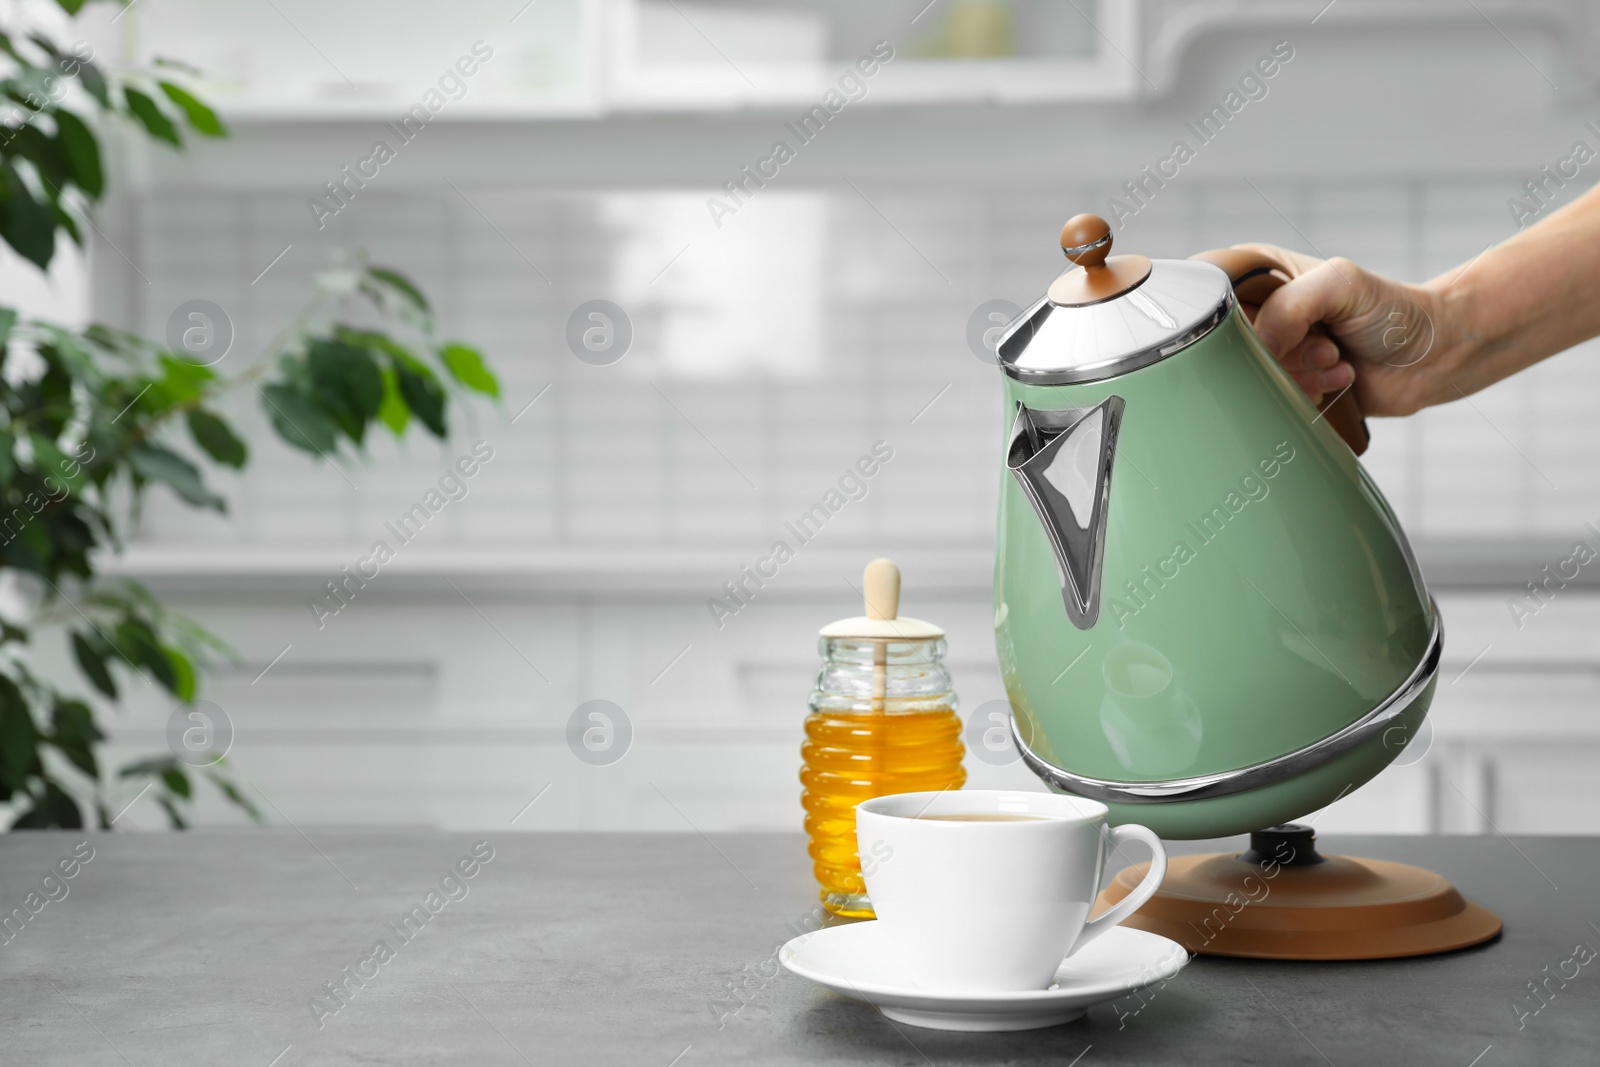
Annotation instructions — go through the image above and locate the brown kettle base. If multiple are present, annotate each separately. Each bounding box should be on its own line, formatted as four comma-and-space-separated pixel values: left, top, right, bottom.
1096, 827, 1503, 961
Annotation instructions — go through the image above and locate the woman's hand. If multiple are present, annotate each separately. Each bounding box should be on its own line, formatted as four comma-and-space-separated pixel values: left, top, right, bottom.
1219, 243, 1461, 418
1211, 184, 1600, 418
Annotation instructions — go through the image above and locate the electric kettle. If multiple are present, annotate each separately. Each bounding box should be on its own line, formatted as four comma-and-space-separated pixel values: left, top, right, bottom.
994, 214, 1441, 840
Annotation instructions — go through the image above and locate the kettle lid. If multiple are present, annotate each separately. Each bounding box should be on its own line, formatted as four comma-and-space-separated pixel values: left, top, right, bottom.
998, 214, 1233, 386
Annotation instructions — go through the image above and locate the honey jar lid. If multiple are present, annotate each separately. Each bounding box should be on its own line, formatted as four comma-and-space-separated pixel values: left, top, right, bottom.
818, 559, 944, 640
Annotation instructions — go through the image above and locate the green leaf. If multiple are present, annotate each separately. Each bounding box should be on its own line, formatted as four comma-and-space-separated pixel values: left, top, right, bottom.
0, 162, 58, 269
52, 201, 82, 246
77, 60, 110, 109
376, 365, 409, 435
121, 755, 177, 779
11, 781, 83, 829
0, 677, 38, 791
206, 769, 264, 821
156, 793, 189, 829
0, 428, 13, 487
366, 266, 429, 314
336, 326, 416, 366
115, 619, 179, 694
395, 363, 447, 438
123, 87, 181, 146
161, 766, 191, 798
260, 383, 340, 455
186, 409, 247, 468
52, 0, 90, 14
0, 306, 16, 347
307, 337, 383, 439
29, 434, 86, 493
84, 322, 152, 358
129, 442, 226, 511
71, 630, 118, 699
166, 647, 196, 703
38, 322, 97, 373
99, 380, 153, 430
439, 342, 499, 397
157, 353, 215, 404
8, 123, 70, 190
158, 80, 225, 137
54, 109, 104, 198
49, 698, 102, 779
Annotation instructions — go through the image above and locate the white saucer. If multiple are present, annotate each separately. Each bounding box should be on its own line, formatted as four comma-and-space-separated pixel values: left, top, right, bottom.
780, 921, 1188, 1032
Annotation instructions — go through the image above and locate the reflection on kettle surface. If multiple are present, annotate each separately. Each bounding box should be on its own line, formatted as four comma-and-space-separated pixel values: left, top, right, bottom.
1098, 641, 1203, 777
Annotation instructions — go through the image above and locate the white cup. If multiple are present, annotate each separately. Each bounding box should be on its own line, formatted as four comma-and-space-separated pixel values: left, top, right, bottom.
855, 790, 1168, 992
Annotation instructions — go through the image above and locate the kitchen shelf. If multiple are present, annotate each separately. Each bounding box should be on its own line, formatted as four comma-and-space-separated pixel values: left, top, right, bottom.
111, 0, 1141, 125
105, 0, 1596, 126
102, 539, 1599, 596
198, 94, 606, 123
101, 544, 999, 596
601, 0, 1138, 112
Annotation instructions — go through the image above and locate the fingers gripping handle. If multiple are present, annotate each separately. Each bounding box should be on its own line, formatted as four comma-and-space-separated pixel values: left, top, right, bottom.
1070, 823, 1168, 957
1192, 247, 1371, 456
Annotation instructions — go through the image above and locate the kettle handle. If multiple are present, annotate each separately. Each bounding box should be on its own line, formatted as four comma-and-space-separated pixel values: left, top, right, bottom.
1191, 247, 1370, 456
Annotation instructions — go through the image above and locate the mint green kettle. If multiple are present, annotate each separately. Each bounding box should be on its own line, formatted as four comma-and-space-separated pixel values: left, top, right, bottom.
994, 214, 1440, 839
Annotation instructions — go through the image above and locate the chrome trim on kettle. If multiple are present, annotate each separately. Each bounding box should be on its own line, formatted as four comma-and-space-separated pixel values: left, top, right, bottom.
998, 260, 1236, 387
1000, 291, 1234, 386
1009, 604, 1443, 804
1007, 398, 1124, 630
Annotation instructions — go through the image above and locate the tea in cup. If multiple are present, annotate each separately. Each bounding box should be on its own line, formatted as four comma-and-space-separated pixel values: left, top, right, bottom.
855, 790, 1168, 992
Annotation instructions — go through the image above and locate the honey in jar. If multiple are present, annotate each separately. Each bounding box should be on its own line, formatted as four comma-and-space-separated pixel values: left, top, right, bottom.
802, 559, 966, 918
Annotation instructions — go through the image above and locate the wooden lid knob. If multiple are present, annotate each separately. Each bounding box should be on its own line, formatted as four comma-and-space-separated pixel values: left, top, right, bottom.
1061, 213, 1112, 268
863, 558, 900, 620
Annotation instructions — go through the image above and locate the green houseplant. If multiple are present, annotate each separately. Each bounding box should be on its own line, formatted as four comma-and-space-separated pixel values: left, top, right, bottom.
0, 1, 498, 828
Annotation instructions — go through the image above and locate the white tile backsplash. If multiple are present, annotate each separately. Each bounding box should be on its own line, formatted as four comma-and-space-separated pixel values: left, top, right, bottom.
122, 180, 1599, 558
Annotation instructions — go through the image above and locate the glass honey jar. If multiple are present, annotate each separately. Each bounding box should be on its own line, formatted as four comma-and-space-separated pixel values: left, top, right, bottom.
801, 559, 966, 918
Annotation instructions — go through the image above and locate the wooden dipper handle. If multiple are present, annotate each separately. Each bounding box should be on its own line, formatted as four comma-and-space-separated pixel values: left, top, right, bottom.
864, 558, 900, 621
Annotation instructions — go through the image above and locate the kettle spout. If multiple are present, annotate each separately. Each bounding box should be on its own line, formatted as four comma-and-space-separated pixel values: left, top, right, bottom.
1007, 397, 1124, 630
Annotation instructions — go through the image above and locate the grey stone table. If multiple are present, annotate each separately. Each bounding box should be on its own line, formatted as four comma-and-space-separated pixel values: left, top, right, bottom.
1, 831, 1595, 1066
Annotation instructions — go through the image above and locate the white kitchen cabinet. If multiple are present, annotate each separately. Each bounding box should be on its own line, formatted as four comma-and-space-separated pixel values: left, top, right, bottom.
68, 579, 1600, 837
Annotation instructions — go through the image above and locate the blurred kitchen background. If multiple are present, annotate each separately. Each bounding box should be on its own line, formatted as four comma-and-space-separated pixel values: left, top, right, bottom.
15, 0, 1600, 834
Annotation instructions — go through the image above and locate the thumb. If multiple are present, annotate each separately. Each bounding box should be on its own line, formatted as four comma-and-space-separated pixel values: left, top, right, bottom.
1252, 257, 1366, 360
